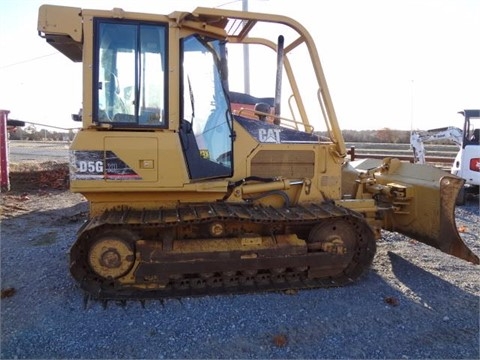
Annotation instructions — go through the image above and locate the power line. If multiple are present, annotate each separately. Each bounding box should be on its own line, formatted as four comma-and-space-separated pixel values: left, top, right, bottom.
0, 53, 58, 69
215, 0, 244, 8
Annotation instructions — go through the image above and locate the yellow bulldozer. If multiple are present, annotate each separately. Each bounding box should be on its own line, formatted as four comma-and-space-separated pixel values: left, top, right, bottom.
38, 5, 478, 300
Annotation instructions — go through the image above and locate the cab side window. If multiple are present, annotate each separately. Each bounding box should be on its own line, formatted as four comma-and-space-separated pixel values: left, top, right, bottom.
94, 20, 167, 127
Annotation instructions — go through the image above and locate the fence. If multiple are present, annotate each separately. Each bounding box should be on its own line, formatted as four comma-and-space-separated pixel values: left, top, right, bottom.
346, 142, 458, 169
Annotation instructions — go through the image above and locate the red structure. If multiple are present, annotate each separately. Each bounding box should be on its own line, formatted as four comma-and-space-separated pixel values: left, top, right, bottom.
0, 109, 10, 192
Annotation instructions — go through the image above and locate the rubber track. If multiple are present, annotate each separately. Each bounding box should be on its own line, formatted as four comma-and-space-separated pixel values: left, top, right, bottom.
71, 201, 376, 300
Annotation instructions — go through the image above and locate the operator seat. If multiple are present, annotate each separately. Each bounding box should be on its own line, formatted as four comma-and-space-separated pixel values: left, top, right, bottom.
179, 119, 230, 180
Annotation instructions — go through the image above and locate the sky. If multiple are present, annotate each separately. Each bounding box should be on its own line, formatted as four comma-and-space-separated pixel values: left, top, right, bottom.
0, 0, 478, 131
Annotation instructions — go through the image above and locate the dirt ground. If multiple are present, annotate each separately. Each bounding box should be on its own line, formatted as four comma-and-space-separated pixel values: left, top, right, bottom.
6, 161, 69, 193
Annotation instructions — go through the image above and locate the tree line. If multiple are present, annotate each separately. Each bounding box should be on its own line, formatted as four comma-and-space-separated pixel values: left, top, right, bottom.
9, 126, 455, 145
8, 125, 77, 141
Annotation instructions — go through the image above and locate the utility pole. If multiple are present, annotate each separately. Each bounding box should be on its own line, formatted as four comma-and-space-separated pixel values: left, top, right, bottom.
242, 0, 250, 94
0, 110, 10, 191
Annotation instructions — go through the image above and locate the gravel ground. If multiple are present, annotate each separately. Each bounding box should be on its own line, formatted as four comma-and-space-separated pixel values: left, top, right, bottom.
1, 189, 479, 359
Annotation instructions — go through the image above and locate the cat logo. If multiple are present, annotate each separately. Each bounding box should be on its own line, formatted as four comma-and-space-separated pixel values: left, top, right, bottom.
258, 128, 281, 143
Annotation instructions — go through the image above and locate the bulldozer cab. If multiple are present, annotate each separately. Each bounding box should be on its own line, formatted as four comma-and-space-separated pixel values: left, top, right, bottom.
38, 5, 346, 142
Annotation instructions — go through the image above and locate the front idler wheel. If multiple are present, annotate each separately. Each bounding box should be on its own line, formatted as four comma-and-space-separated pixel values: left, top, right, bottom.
87, 230, 137, 279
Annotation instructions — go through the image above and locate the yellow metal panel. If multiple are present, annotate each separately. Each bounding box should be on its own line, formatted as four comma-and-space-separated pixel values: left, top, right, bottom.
37, 5, 83, 62
167, 26, 180, 130
38, 5, 82, 42
70, 130, 191, 191
104, 136, 158, 182
251, 149, 315, 178
82, 13, 94, 127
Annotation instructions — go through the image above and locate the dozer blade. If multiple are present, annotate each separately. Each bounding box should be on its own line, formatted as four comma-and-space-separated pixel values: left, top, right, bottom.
350, 159, 479, 265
